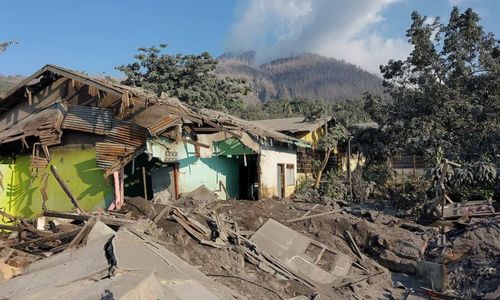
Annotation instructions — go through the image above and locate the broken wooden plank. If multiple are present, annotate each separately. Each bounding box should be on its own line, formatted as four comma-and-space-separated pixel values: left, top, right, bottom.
50, 165, 83, 214
42, 211, 136, 227
285, 209, 343, 223
11, 228, 81, 249
298, 203, 319, 219
344, 230, 364, 262
65, 218, 97, 250
0, 224, 18, 231
0, 210, 16, 222
153, 204, 171, 224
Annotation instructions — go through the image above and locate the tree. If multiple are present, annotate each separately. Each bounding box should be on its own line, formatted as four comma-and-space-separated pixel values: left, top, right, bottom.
314, 123, 348, 188
117, 44, 249, 113
375, 7, 500, 161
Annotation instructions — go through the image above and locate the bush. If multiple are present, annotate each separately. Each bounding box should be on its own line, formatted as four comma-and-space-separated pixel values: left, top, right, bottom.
382, 177, 430, 211
320, 171, 347, 200
295, 176, 316, 196
363, 162, 394, 185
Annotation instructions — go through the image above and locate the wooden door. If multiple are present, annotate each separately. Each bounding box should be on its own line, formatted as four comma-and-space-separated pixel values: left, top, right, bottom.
277, 164, 285, 198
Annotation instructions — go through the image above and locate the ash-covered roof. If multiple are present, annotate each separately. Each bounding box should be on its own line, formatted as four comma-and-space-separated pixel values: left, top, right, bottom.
249, 116, 331, 134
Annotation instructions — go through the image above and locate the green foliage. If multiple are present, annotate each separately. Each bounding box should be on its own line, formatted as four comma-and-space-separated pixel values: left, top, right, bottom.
117, 44, 249, 113
382, 177, 430, 211
320, 171, 347, 200
294, 176, 319, 199
376, 8, 500, 160
318, 123, 349, 152
363, 162, 393, 186
332, 98, 372, 126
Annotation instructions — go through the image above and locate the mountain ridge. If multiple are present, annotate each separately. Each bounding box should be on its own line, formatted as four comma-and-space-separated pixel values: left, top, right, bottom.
216, 52, 384, 102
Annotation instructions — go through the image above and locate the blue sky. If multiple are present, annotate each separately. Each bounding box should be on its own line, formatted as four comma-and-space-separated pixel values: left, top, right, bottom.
1, 0, 498, 76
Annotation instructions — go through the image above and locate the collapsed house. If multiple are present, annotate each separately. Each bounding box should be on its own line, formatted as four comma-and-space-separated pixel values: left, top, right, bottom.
0, 65, 308, 222
249, 116, 340, 179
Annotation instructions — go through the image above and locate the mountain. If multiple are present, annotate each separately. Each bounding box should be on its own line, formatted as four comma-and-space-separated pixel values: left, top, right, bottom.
0, 75, 24, 94
216, 52, 384, 102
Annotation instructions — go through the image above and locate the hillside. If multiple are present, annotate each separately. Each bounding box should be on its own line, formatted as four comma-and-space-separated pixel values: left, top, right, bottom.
0, 75, 24, 94
217, 52, 384, 102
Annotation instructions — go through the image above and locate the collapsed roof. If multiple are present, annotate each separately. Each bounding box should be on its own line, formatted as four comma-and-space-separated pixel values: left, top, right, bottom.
0, 64, 307, 175
249, 116, 332, 134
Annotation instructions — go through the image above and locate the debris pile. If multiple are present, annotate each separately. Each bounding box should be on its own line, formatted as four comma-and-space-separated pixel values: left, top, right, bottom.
1, 197, 499, 299
427, 216, 500, 298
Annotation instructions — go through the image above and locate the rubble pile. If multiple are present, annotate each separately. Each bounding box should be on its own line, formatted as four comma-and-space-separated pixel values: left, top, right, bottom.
0, 197, 499, 299
427, 216, 500, 298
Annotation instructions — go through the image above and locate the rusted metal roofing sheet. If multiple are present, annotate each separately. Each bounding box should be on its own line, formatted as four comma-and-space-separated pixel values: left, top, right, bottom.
105, 120, 149, 149
95, 142, 135, 170
0, 103, 65, 146
62, 105, 113, 135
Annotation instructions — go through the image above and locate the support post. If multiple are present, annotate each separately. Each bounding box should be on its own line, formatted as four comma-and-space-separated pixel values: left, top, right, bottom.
142, 167, 148, 200
347, 137, 353, 202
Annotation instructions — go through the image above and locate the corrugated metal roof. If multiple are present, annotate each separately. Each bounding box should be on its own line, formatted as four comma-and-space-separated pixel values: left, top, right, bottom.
95, 142, 135, 170
62, 106, 113, 135
105, 119, 149, 148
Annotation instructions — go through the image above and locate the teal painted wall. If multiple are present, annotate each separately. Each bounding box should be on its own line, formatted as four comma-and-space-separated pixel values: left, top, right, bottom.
177, 142, 240, 199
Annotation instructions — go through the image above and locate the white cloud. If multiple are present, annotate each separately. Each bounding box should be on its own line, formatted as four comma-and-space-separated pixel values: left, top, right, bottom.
226, 0, 411, 74
448, 0, 470, 5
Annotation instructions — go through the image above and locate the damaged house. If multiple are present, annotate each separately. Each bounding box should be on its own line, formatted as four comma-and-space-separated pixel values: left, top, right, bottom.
139, 107, 309, 201
0, 65, 307, 222
249, 116, 340, 179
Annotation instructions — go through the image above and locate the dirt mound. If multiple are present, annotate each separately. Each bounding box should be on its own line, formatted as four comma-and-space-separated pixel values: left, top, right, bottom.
435, 217, 500, 297
155, 199, 431, 299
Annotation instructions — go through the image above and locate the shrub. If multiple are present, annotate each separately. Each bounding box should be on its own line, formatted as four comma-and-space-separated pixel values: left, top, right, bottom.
382, 177, 430, 211
320, 171, 347, 200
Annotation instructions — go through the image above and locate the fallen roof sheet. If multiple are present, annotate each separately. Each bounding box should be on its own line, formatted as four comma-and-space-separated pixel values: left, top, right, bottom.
249, 116, 331, 133
0, 222, 242, 300
250, 218, 351, 291
195, 108, 310, 147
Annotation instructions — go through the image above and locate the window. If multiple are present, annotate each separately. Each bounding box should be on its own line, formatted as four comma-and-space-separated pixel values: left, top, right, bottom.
285, 164, 295, 186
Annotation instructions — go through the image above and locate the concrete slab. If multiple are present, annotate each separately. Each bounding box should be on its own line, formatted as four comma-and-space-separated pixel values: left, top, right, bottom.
0, 235, 111, 299
0, 224, 242, 300
251, 219, 351, 287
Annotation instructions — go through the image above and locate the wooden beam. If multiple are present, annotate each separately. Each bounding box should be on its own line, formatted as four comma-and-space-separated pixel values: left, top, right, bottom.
42, 211, 136, 227
50, 165, 83, 214
182, 138, 210, 149
142, 167, 148, 200
285, 209, 343, 223
12, 228, 81, 249
202, 119, 241, 139
65, 218, 97, 250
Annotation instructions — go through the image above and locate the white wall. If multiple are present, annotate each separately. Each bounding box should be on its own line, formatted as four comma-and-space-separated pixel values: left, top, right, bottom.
259, 145, 297, 198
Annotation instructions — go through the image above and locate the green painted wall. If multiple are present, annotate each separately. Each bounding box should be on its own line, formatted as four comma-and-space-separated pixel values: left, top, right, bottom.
177, 142, 240, 199
213, 138, 254, 156
0, 149, 114, 223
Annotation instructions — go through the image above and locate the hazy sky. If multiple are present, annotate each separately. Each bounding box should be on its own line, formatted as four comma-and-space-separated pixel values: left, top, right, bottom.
1, 0, 498, 76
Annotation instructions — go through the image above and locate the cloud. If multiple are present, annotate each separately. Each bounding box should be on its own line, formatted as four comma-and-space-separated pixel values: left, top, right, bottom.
448, 0, 473, 5
225, 0, 412, 74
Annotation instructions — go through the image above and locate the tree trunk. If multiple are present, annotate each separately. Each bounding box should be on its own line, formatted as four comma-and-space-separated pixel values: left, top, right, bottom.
314, 148, 332, 188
